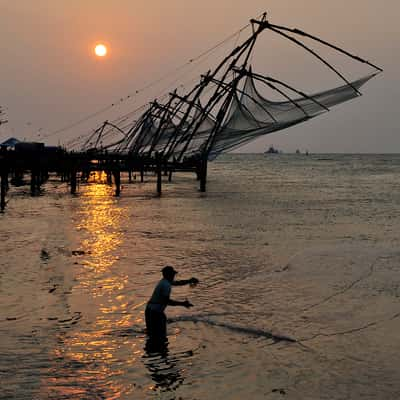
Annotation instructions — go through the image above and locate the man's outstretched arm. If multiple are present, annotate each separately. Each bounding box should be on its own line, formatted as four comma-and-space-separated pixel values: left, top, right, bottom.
168, 299, 193, 308
172, 277, 199, 286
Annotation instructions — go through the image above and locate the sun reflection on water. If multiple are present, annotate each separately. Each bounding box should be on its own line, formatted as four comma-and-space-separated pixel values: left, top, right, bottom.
43, 179, 145, 399
39, 177, 187, 398
78, 180, 123, 270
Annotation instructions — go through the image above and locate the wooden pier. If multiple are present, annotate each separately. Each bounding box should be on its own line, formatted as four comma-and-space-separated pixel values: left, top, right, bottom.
0, 147, 208, 212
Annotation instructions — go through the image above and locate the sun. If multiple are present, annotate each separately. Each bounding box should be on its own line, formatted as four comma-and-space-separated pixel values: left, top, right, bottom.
94, 44, 108, 57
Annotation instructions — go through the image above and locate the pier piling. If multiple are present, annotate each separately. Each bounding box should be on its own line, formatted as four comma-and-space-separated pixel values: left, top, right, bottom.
114, 169, 121, 196
156, 154, 162, 196
30, 169, 39, 196
70, 170, 77, 194
1, 169, 7, 211
106, 171, 112, 185
140, 166, 144, 183
200, 158, 208, 192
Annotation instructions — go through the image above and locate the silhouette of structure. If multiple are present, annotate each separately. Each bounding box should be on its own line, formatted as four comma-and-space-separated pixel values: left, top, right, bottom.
72, 14, 381, 160
0, 14, 382, 211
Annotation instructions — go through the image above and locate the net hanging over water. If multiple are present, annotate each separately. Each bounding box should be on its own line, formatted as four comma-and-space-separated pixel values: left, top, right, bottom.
205, 71, 377, 159
77, 14, 382, 161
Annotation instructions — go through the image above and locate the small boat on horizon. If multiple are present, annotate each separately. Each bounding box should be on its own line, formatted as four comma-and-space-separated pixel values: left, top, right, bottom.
264, 146, 280, 154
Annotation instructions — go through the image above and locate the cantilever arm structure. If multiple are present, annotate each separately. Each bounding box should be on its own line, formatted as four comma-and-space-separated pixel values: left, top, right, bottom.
77, 13, 382, 162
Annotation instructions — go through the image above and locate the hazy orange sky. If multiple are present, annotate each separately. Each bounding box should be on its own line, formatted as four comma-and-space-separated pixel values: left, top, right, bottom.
0, 0, 398, 152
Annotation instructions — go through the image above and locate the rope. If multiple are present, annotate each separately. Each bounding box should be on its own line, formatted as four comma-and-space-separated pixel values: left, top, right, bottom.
43, 19, 257, 141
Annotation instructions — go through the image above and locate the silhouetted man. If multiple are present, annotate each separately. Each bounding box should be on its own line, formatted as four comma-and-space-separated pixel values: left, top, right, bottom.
145, 266, 199, 339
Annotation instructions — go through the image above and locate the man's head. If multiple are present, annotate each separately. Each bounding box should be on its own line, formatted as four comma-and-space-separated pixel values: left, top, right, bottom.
162, 265, 177, 282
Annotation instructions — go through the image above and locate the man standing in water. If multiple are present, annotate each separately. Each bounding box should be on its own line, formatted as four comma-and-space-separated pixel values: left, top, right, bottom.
145, 266, 199, 339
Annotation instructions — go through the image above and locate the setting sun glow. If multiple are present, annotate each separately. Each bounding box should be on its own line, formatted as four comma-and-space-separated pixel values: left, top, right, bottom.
94, 44, 108, 57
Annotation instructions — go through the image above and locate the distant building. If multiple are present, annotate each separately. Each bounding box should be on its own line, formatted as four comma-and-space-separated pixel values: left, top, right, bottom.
15, 141, 45, 153
0, 137, 20, 149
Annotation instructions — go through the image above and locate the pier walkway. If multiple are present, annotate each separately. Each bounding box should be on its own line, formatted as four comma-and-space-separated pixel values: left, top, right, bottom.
0, 148, 208, 212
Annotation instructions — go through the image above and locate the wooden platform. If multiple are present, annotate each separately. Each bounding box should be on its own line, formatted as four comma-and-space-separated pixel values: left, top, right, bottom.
0, 148, 208, 212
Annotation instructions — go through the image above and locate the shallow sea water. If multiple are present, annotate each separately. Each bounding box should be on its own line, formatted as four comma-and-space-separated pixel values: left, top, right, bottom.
1, 154, 400, 399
